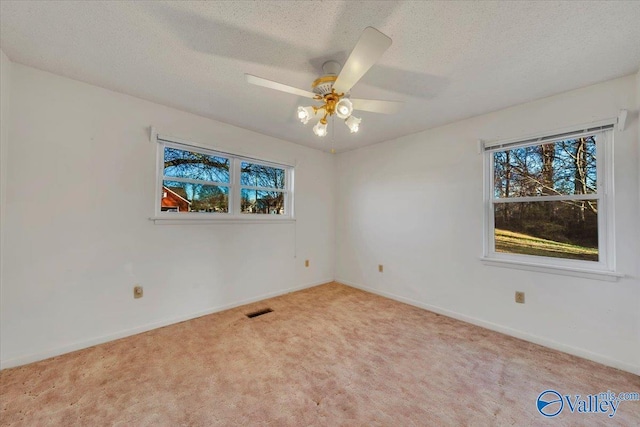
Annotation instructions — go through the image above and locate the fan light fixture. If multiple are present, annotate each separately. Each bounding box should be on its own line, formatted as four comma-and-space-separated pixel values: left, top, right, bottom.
335, 98, 353, 119
345, 115, 361, 133
297, 106, 315, 125
246, 27, 402, 143
297, 67, 360, 138
313, 120, 328, 137
299, 96, 358, 137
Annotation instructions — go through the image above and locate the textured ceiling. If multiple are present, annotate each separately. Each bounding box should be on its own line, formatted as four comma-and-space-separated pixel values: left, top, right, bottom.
1, 1, 639, 152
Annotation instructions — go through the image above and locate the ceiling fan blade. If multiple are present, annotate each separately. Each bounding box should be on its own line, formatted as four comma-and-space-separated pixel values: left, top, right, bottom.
332, 27, 392, 94
351, 98, 402, 114
245, 74, 316, 99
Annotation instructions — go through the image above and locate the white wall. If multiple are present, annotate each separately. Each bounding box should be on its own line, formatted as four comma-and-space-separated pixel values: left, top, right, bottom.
636, 69, 640, 366
0, 63, 335, 368
336, 75, 640, 374
0, 51, 11, 359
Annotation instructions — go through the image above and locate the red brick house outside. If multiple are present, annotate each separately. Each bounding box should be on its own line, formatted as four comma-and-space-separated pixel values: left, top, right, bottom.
161, 186, 191, 212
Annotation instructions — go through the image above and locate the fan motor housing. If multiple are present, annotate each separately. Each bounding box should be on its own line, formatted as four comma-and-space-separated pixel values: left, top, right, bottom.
312, 75, 338, 96
312, 60, 345, 96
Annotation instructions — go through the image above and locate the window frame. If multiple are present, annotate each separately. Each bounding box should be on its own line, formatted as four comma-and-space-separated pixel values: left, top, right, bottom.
238, 159, 289, 215
153, 135, 294, 222
481, 124, 618, 278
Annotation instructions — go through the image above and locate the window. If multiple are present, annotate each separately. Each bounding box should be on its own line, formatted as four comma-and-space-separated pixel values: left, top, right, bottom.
483, 124, 615, 274
162, 146, 230, 213
240, 162, 286, 214
155, 137, 293, 220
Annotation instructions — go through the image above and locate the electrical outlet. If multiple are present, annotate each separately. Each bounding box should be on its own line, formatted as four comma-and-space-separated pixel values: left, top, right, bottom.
515, 291, 525, 304
134, 285, 143, 299
378, 264, 384, 273
305, 260, 309, 267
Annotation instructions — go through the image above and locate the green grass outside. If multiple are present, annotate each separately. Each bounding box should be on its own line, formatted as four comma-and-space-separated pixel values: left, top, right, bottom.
495, 229, 598, 261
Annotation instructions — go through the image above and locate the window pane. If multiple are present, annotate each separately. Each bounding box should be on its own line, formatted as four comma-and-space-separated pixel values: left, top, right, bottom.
494, 201, 598, 261
493, 137, 597, 198
241, 162, 285, 189
162, 180, 229, 213
164, 147, 230, 183
240, 189, 285, 214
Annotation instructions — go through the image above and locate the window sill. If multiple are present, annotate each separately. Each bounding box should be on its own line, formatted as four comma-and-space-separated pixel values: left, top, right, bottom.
150, 216, 295, 225
479, 257, 624, 282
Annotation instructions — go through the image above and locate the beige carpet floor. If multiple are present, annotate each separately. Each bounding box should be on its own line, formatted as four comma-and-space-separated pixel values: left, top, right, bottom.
1, 282, 638, 426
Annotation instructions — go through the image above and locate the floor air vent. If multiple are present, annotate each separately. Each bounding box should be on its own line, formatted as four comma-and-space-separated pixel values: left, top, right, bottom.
246, 308, 273, 318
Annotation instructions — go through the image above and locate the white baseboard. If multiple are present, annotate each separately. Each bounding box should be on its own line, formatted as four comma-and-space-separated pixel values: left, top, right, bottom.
336, 278, 640, 376
0, 279, 331, 370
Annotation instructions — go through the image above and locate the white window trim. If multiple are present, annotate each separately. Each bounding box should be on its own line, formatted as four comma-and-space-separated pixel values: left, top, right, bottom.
150, 131, 295, 223
481, 121, 621, 281
479, 257, 623, 282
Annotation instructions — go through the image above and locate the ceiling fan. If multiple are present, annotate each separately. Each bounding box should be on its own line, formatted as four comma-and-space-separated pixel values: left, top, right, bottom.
245, 27, 402, 137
